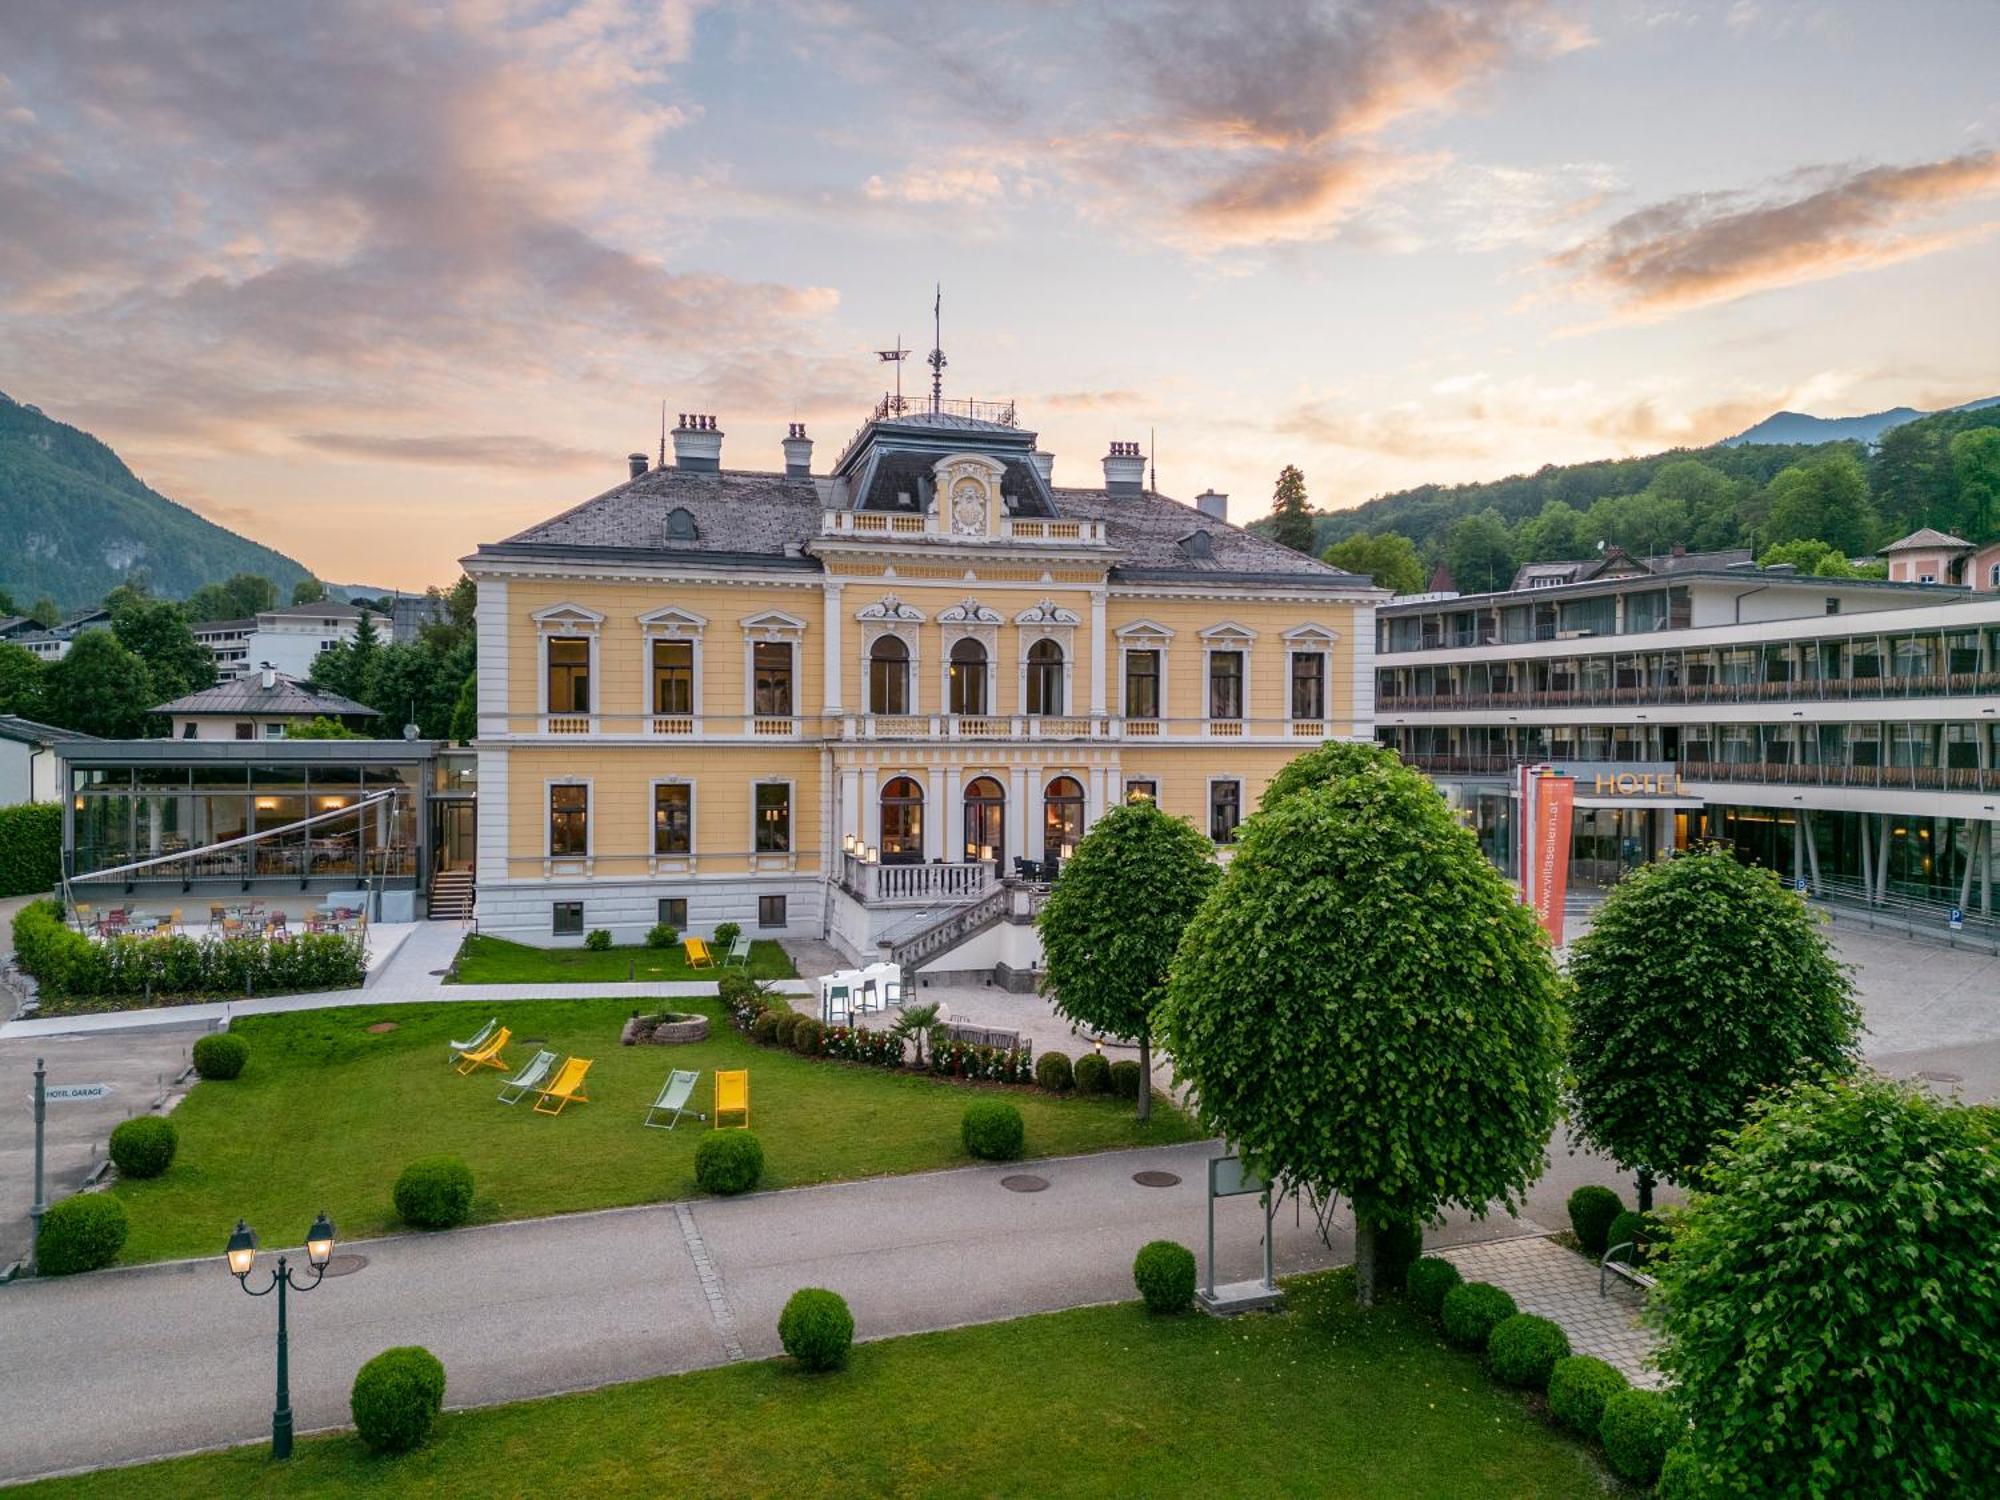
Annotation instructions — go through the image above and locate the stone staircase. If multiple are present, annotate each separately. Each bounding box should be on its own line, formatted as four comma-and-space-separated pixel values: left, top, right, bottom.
879, 879, 1049, 990
428, 868, 475, 922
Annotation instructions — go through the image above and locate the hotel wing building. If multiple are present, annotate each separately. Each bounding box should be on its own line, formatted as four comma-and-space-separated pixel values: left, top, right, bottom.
464, 401, 1385, 970
1373, 542, 2000, 921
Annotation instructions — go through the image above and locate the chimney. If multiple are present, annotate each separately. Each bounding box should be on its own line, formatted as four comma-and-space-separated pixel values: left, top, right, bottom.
1102, 440, 1145, 495
627, 452, 649, 480
782, 422, 813, 478
259, 665, 276, 691
672, 413, 724, 471
1195, 489, 1228, 522
1029, 450, 1054, 484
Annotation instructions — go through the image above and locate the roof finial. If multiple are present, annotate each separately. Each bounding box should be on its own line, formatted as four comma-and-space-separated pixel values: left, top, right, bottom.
927, 282, 946, 416
658, 401, 667, 469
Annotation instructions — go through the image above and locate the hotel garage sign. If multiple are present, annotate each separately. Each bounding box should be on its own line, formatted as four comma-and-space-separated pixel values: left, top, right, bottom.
1549, 764, 1697, 801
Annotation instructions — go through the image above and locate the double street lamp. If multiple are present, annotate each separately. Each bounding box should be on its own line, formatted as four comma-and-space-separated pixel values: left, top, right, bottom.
226, 1211, 337, 1460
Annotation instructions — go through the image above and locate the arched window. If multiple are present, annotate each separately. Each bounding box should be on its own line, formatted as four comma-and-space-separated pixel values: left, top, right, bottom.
869, 636, 910, 714
1025, 638, 1065, 716
963, 775, 1005, 867
1043, 775, 1084, 864
880, 775, 924, 864
949, 638, 988, 716
1991, 561, 2000, 589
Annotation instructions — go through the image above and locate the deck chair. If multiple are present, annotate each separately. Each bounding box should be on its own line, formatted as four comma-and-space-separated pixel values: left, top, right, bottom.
497, 1049, 558, 1105
644, 1068, 704, 1129
532, 1056, 593, 1116
454, 1026, 511, 1075
714, 1068, 750, 1130
724, 934, 752, 967
449, 1017, 499, 1062
682, 936, 716, 969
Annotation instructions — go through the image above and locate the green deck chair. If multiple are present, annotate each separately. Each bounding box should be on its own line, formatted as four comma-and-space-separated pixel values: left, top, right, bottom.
644, 1068, 705, 1129
497, 1049, 558, 1105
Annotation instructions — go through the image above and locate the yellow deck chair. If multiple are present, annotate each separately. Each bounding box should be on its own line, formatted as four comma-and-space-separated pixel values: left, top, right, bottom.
714, 1068, 750, 1129
533, 1056, 593, 1116
682, 936, 716, 969
454, 1026, 512, 1075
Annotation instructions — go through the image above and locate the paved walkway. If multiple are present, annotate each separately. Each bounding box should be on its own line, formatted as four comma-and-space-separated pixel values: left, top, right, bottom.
0, 1139, 1548, 1483
1441, 1234, 1659, 1387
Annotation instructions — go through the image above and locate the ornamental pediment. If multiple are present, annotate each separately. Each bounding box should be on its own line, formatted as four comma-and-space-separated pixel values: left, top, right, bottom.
856, 594, 928, 623
1014, 598, 1081, 627
938, 597, 1003, 626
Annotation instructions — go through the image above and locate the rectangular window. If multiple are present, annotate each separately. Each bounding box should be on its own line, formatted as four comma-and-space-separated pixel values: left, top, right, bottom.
758, 894, 787, 929
549, 783, 588, 856
651, 639, 694, 715
552, 901, 583, 936
1124, 649, 1160, 719
181, 722, 198, 739
234, 722, 254, 740
1125, 778, 1158, 804
754, 641, 793, 716
1289, 651, 1325, 720
1208, 651, 1243, 719
658, 897, 688, 930
1209, 780, 1242, 843
653, 783, 691, 855
547, 636, 590, 713
754, 782, 791, 854
264, 723, 285, 738
1825, 597, 1841, 616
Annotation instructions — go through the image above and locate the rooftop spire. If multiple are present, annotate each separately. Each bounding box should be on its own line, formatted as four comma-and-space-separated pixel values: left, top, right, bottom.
927, 281, 946, 415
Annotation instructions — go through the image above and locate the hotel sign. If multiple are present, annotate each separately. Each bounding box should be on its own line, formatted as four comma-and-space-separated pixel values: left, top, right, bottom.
1589, 771, 1688, 797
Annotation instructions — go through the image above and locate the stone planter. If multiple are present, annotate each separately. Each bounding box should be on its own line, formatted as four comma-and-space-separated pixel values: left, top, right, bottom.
620, 1012, 710, 1046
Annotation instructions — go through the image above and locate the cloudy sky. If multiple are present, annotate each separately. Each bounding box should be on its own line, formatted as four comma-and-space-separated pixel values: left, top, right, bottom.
2, 1, 1996, 589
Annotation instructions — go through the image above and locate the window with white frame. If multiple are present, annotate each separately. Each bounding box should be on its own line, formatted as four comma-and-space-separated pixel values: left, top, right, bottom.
1289, 650, 1325, 720
1208, 649, 1244, 719
754, 781, 791, 853
1025, 638, 1066, 715
653, 782, 692, 855
652, 639, 694, 715
549, 783, 588, 855
869, 636, 910, 713
546, 637, 590, 713
948, 637, 989, 715
1209, 779, 1242, 843
1124, 648, 1160, 719
753, 641, 793, 716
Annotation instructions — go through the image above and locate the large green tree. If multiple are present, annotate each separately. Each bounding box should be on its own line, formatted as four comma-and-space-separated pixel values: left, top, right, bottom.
1755, 538, 1883, 578
1320, 531, 1423, 595
1566, 848, 1860, 1206
1158, 744, 1565, 1303
1267, 465, 1315, 554
1514, 500, 1589, 563
1948, 427, 2000, 542
1759, 452, 1879, 556
1643, 460, 1746, 551
110, 597, 215, 700
1583, 491, 1689, 557
1441, 508, 1517, 593
185, 572, 279, 624
1036, 800, 1219, 1121
1653, 1074, 2000, 1496
39, 630, 156, 737
0, 643, 46, 717
291, 576, 330, 606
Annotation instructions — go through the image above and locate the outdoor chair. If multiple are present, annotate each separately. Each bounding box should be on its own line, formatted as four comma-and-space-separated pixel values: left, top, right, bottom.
497, 1049, 559, 1106
724, 934, 752, 967
822, 978, 852, 1026
532, 1056, 593, 1116
266, 912, 288, 936
714, 1068, 750, 1129
449, 1017, 499, 1061
208, 905, 227, 931
682, 936, 716, 969
644, 1068, 705, 1129
221, 916, 246, 938
166, 908, 184, 935
454, 1026, 512, 1075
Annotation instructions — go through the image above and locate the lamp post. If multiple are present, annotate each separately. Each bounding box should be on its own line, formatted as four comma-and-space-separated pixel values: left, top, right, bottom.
227, 1211, 337, 1460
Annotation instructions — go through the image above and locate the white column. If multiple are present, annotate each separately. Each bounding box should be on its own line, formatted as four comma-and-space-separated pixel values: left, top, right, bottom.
839, 768, 861, 847
922, 767, 947, 862
1008, 766, 1030, 868
1085, 765, 1105, 827
860, 767, 880, 856
939, 765, 962, 862
822, 582, 845, 712
1089, 589, 1108, 717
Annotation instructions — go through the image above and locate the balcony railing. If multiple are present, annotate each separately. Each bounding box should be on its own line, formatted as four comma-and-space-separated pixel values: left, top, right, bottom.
486, 712, 1346, 743
1400, 752, 2000, 794
488, 714, 814, 739
818, 509, 1106, 544
1379, 671, 2000, 715
839, 854, 997, 905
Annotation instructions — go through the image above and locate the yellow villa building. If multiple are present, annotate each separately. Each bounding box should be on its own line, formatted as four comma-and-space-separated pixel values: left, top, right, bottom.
464, 396, 1385, 980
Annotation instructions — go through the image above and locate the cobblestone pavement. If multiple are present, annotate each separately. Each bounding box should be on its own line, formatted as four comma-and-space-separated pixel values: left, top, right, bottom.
1440, 1234, 1661, 1387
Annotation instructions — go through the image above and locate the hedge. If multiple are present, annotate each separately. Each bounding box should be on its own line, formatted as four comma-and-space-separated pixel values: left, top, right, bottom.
36, 1194, 128, 1275
351, 1346, 447, 1454
1600, 1387, 1683, 1484
12, 899, 364, 1005
0, 802, 60, 898
1547, 1355, 1628, 1438
192, 1032, 249, 1080
108, 1116, 178, 1179
394, 1157, 475, 1229
695, 1131, 765, 1195
1485, 1313, 1571, 1390
961, 1100, 1025, 1161
1440, 1280, 1517, 1349
1405, 1255, 1462, 1317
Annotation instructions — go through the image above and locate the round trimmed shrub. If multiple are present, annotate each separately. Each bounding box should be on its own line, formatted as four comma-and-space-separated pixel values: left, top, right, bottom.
1605, 1209, 1662, 1262
1485, 1313, 1571, 1390
1035, 1050, 1074, 1093
750, 1009, 783, 1044
350, 1346, 447, 1454
712, 921, 742, 951
1375, 1219, 1423, 1292
1566, 1184, 1625, 1256
791, 1017, 826, 1055
109, 1116, 178, 1179
1405, 1255, 1463, 1317
1654, 1443, 1701, 1499
773, 1010, 805, 1048
393, 1156, 475, 1230
1108, 1059, 1143, 1099
645, 923, 678, 949
583, 928, 611, 951
35, 1193, 127, 1275
961, 1099, 1025, 1161
695, 1130, 764, 1195
778, 1287, 853, 1372
1132, 1239, 1197, 1315
1548, 1355, 1629, 1439
1072, 1052, 1111, 1095
1440, 1280, 1517, 1349
192, 1032, 248, 1080
1599, 1386, 1682, 1484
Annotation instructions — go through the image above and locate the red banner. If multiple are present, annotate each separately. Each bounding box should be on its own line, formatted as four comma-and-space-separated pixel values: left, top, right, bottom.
1531, 773, 1575, 947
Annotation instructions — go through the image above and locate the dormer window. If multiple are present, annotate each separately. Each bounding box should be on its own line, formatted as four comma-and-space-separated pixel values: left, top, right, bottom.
665, 507, 698, 541
1179, 531, 1213, 560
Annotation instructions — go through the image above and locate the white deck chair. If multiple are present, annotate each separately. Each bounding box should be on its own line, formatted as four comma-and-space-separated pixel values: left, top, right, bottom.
724, 934, 752, 967
449, 1017, 499, 1061
644, 1068, 705, 1129
497, 1049, 558, 1105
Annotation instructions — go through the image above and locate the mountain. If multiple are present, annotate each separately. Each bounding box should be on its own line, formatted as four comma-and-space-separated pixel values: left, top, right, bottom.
1722, 395, 2000, 449
0, 391, 310, 608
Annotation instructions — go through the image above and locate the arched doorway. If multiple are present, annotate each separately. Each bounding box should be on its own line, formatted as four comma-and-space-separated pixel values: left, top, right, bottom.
869, 636, 910, 714
963, 776, 1005, 867
1043, 775, 1084, 864
1025, 638, 1065, 716
879, 775, 924, 864
949, 638, 989, 716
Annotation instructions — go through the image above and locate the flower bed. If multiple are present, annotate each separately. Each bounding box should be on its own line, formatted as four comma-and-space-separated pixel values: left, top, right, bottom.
619, 1011, 711, 1045
720, 972, 1035, 1087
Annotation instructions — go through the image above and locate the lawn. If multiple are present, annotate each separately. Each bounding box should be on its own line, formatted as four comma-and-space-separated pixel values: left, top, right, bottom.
106, 995, 1199, 1264
446, 933, 797, 983
20, 1272, 1613, 1498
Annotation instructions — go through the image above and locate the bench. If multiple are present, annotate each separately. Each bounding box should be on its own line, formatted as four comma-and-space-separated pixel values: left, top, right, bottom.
939, 1021, 1023, 1052
1599, 1243, 1657, 1297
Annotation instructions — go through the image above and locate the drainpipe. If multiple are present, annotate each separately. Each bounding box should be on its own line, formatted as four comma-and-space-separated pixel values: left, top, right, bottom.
1731, 585, 1769, 624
